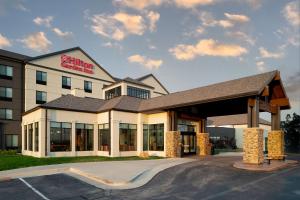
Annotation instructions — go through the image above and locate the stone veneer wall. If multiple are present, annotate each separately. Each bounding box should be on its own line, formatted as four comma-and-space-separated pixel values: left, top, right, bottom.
243, 128, 264, 164
166, 131, 181, 157
197, 133, 210, 156
268, 130, 284, 159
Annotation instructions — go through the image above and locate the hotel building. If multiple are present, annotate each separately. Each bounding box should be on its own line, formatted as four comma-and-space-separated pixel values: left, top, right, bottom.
0, 47, 290, 163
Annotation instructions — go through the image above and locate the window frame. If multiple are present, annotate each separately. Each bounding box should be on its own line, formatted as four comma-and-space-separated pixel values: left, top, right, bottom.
76, 123, 94, 151
0, 108, 12, 120
84, 81, 92, 93
143, 123, 164, 151
0, 87, 12, 101
5, 134, 18, 149
36, 71, 47, 85
34, 122, 39, 152
36, 91, 47, 104
105, 86, 121, 100
127, 86, 150, 99
62, 76, 71, 89
119, 123, 137, 151
0, 65, 13, 80
98, 123, 110, 151
50, 121, 72, 152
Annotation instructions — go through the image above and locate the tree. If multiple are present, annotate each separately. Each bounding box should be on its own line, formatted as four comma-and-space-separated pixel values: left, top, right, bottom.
281, 113, 300, 153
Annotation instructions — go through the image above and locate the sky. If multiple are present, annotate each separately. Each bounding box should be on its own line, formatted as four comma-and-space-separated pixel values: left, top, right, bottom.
0, 0, 299, 120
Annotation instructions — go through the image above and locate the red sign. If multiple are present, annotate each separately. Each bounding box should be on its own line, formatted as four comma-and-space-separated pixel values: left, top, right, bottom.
61, 54, 94, 74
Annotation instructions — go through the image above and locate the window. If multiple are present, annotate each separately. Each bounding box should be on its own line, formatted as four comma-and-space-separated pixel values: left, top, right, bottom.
119, 123, 137, 151
143, 124, 164, 151
76, 123, 93, 151
24, 125, 27, 150
0, 65, 13, 80
36, 91, 46, 104
62, 76, 71, 89
105, 86, 121, 100
127, 86, 150, 99
28, 124, 33, 151
36, 71, 47, 85
34, 122, 39, 152
84, 81, 92, 93
0, 108, 12, 120
0, 87, 12, 101
98, 123, 109, 151
5, 135, 18, 149
50, 122, 72, 152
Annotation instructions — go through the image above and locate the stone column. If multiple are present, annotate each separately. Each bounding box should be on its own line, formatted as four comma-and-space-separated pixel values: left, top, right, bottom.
268, 130, 284, 159
166, 131, 181, 157
197, 133, 210, 156
243, 128, 264, 164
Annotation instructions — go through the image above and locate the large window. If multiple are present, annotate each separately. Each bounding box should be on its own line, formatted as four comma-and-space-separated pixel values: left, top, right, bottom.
36, 71, 47, 85
5, 135, 18, 149
105, 86, 121, 100
143, 124, 164, 151
62, 76, 71, 89
84, 81, 92, 93
28, 124, 33, 151
127, 86, 150, 99
24, 125, 27, 150
0, 108, 12, 120
36, 91, 47, 104
76, 123, 94, 151
0, 87, 12, 101
98, 123, 109, 151
0, 65, 13, 80
119, 123, 137, 151
50, 122, 72, 152
34, 122, 39, 152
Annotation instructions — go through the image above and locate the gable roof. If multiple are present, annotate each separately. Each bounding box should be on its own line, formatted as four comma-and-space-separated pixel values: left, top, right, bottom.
27, 47, 115, 81
137, 74, 169, 94
138, 70, 279, 112
0, 49, 31, 62
208, 114, 271, 126
24, 70, 289, 115
103, 77, 154, 89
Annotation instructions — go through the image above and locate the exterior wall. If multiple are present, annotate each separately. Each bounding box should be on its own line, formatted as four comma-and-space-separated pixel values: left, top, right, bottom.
243, 128, 264, 164
139, 75, 168, 97
0, 57, 24, 150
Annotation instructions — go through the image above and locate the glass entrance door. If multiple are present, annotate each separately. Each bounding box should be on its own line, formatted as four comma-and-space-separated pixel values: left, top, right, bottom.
181, 132, 196, 155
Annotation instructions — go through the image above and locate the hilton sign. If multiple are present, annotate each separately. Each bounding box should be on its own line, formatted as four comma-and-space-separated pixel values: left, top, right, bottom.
61, 54, 94, 74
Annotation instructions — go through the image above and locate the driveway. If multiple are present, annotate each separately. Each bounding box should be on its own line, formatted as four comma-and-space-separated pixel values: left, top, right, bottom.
1, 155, 299, 200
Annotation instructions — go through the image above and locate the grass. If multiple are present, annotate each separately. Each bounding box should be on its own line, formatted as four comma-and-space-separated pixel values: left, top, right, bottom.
0, 153, 163, 171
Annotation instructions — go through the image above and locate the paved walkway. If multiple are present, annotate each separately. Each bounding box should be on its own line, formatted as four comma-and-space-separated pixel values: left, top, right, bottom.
0, 158, 194, 189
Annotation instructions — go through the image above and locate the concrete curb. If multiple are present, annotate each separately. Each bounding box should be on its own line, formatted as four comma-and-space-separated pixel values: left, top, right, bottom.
233, 160, 299, 171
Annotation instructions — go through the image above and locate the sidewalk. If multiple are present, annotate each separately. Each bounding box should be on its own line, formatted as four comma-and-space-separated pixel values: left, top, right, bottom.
0, 158, 194, 189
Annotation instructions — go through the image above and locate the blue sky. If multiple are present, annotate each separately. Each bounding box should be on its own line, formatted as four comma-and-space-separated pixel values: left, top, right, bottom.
0, 0, 299, 118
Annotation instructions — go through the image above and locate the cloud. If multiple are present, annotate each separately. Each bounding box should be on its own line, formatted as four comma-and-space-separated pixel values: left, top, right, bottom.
256, 61, 267, 72
226, 31, 255, 46
0, 34, 11, 48
199, 11, 249, 29
284, 71, 300, 94
33, 16, 53, 27
259, 47, 283, 59
19, 32, 51, 52
224, 13, 250, 23
128, 54, 162, 69
52, 28, 73, 38
174, 0, 215, 9
246, 0, 262, 9
147, 11, 160, 32
283, 1, 300, 28
183, 26, 206, 38
113, 0, 163, 10
102, 42, 123, 50
169, 39, 247, 60
90, 12, 146, 41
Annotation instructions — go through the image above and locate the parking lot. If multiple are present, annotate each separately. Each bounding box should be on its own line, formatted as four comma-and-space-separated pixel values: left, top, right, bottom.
1, 155, 299, 200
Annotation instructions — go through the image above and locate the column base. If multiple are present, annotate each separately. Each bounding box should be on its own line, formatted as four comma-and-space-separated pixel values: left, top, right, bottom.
196, 133, 211, 156
166, 131, 181, 158
243, 128, 264, 164
268, 130, 284, 159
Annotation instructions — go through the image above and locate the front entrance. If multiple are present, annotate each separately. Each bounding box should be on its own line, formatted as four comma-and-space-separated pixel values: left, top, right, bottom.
181, 132, 196, 155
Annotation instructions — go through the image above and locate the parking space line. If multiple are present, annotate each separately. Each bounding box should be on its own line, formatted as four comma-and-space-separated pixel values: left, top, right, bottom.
18, 178, 50, 200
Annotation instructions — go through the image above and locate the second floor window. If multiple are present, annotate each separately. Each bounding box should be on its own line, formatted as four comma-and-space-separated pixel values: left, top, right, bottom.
0, 108, 12, 120
36, 91, 47, 104
84, 81, 92, 93
36, 71, 47, 85
105, 86, 121, 100
127, 86, 150, 99
0, 65, 13, 80
0, 87, 12, 101
62, 76, 71, 89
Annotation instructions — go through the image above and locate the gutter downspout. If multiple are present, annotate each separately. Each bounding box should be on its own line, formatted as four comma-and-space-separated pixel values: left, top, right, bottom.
108, 110, 111, 156
45, 109, 48, 157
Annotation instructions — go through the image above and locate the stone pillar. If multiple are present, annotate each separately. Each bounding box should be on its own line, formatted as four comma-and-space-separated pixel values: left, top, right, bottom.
166, 131, 181, 157
196, 133, 210, 156
243, 128, 264, 164
268, 130, 284, 159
